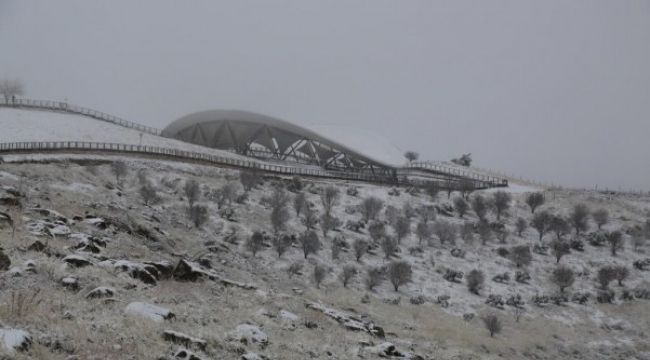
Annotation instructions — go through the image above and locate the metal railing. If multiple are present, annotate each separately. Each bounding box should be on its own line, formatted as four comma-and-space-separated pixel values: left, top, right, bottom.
0, 98, 169, 137
405, 161, 508, 188
0, 100, 508, 188
0, 141, 400, 183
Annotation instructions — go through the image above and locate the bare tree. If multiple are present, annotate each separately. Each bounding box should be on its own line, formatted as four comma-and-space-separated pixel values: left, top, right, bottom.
189, 204, 209, 228
302, 207, 317, 230
139, 184, 161, 206
320, 213, 341, 237
293, 192, 307, 217
404, 151, 419, 163
381, 237, 397, 259
368, 221, 386, 242
592, 208, 610, 230
433, 220, 457, 246
184, 179, 200, 210
612, 265, 629, 286
312, 264, 327, 288
632, 232, 647, 252
444, 180, 457, 199
515, 217, 528, 236
482, 314, 502, 337
395, 216, 411, 244
453, 197, 469, 218
272, 234, 292, 258
424, 181, 440, 201
466, 269, 485, 295
353, 238, 368, 262
339, 265, 357, 288
459, 180, 476, 201
416, 205, 437, 224
597, 266, 616, 289
360, 197, 384, 222
270, 188, 291, 233
471, 194, 490, 221
110, 161, 128, 185
365, 267, 384, 290
491, 191, 512, 221
607, 230, 624, 256
0, 79, 24, 102
570, 204, 591, 235
245, 231, 265, 257
402, 202, 417, 219
299, 230, 321, 259
525, 192, 545, 214
387, 261, 412, 291
385, 206, 399, 227
551, 266, 575, 293
477, 220, 493, 245
287, 261, 304, 279
531, 210, 552, 241
496, 229, 509, 244
549, 216, 571, 240
240, 168, 262, 191
550, 239, 571, 264
320, 186, 340, 215
459, 222, 475, 243
510, 245, 532, 267
220, 182, 239, 206
416, 222, 432, 245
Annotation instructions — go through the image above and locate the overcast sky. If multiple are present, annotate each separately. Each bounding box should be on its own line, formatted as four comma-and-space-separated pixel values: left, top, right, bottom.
1, 1, 649, 191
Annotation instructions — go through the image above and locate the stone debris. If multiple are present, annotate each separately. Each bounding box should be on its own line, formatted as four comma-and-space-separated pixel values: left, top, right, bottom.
124, 302, 175, 322
305, 302, 384, 339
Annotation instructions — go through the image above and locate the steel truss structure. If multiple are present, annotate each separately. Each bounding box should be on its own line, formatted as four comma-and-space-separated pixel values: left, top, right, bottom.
164, 110, 395, 174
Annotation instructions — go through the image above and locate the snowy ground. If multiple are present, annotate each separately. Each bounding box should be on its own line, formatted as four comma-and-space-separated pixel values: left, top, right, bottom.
1, 156, 649, 359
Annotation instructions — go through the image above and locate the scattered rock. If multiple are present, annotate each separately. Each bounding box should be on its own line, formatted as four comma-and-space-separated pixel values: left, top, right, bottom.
174, 348, 204, 360
0, 328, 32, 353
61, 277, 79, 291
0, 251, 11, 271
361, 342, 424, 359
23, 260, 36, 274
124, 302, 174, 322
279, 310, 300, 322
162, 330, 206, 351
305, 302, 384, 339
172, 259, 256, 289
27, 240, 46, 252
100, 259, 158, 285
86, 286, 115, 299
63, 254, 92, 267
7, 267, 23, 277
229, 324, 268, 347
242, 353, 269, 360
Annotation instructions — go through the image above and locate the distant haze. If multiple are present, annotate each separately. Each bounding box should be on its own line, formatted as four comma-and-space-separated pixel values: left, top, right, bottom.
1, 1, 648, 191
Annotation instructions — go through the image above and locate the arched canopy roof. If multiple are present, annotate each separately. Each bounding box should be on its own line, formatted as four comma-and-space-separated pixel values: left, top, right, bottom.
164, 110, 404, 171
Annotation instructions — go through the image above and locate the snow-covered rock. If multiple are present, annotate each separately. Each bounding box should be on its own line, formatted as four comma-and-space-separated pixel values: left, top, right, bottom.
229, 324, 268, 347
86, 286, 115, 299
124, 302, 174, 322
63, 254, 92, 267
0, 328, 32, 353
100, 259, 158, 285
162, 330, 206, 351
279, 310, 300, 322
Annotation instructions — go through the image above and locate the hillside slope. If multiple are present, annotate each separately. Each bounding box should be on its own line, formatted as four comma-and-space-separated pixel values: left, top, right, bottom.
0, 157, 649, 359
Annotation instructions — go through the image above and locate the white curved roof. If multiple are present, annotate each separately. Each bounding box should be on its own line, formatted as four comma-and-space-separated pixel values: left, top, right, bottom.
164, 110, 405, 169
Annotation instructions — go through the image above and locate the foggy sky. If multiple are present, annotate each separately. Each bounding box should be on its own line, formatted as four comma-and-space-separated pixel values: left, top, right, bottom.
1, 1, 649, 191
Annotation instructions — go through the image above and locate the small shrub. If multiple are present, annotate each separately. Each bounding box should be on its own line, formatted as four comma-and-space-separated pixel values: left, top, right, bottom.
271, 234, 292, 258
189, 204, 209, 228
312, 264, 327, 288
453, 197, 469, 218
339, 265, 357, 288
245, 231, 265, 257
550, 239, 571, 264
510, 245, 532, 267
443, 269, 464, 283
515, 271, 531, 284
552, 266, 575, 293
360, 197, 384, 222
381, 237, 397, 259
299, 230, 321, 259
387, 261, 412, 291
515, 217, 528, 236
364, 267, 384, 290
287, 261, 304, 278
597, 266, 616, 289
482, 314, 502, 337
466, 269, 485, 295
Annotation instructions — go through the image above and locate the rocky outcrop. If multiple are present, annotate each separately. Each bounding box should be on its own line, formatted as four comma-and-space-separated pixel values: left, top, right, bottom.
162, 330, 206, 351
0, 328, 32, 353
